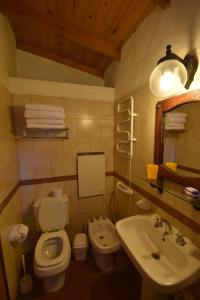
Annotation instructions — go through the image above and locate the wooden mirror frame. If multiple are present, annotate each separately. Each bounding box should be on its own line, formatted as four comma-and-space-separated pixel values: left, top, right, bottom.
154, 89, 200, 190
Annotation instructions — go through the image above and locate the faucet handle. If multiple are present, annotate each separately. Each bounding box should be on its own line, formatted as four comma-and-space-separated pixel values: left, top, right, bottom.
176, 233, 186, 246
154, 216, 162, 227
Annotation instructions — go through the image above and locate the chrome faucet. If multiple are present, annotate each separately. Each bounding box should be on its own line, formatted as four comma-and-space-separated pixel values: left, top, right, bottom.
176, 233, 186, 246
154, 216, 172, 235
160, 219, 173, 236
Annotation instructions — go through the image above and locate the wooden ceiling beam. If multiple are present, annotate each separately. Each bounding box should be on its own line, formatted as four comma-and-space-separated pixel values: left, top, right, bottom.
17, 40, 104, 78
153, 0, 170, 9
0, 2, 121, 59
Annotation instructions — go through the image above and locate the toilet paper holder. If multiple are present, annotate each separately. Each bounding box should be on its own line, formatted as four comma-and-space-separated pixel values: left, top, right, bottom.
9, 224, 29, 245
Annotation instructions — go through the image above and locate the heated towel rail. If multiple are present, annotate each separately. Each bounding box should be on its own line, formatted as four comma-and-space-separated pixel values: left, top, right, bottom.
116, 96, 137, 157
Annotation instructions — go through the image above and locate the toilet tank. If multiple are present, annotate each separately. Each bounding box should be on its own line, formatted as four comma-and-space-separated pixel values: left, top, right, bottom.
33, 194, 69, 232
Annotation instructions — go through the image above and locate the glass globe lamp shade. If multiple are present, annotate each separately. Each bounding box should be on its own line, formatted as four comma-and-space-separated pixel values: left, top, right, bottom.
149, 60, 187, 97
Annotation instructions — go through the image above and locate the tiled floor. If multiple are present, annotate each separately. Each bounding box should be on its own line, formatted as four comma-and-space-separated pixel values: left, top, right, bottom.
19, 251, 141, 300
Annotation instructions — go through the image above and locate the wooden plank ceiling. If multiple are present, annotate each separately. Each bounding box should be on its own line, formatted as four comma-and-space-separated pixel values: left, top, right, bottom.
0, 0, 169, 77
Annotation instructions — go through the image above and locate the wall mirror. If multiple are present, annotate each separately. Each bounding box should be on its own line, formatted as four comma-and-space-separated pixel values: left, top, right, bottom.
154, 89, 200, 190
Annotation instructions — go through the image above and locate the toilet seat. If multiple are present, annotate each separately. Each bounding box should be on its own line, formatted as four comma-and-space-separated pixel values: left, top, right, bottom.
35, 230, 70, 268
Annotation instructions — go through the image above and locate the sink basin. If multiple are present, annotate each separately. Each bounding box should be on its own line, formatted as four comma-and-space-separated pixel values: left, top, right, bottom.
116, 214, 200, 294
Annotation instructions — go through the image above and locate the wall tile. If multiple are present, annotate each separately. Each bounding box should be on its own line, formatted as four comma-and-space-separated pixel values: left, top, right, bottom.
90, 138, 114, 154
14, 93, 114, 246
12, 94, 30, 105
33, 140, 65, 159
21, 185, 37, 212
90, 101, 113, 119
62, 99, 90, 119
35, 183, 55, 197
78, 196, 103, 213
35, 159, 51, 178
76, 119, 101, 138
0, 191, 23, 300
0, 85, 22, 300
17, 141, 34, 160
113, 85, 200, 260
51, 155, 76, 176
0, 162, 19, 204
63, 139, 77, 157
65, 118, 76, 138
30, 95, 62, 106
19, 159, 37, 179
99, 120, 114, 138
106, 153, 113, 171
19, 158, 51, 179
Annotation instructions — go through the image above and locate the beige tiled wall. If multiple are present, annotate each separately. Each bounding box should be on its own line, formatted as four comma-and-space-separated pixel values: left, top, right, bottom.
20, 176, 113, 244
0, 83, 22, 300
113, 83, 200, 246
0, 191, 24, 300
104, 0, 200, 251
13, 95, 114, 180
113, 87, 200, 296
13, 94, 114, 243
105, 0, 200, 297
0, 84, 19, 205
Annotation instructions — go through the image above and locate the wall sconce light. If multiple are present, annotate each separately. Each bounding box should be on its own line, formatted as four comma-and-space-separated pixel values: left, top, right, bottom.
149, 45, 198, 97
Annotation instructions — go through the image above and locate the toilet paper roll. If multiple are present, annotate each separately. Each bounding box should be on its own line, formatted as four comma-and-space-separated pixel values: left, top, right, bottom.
51, 187, 63, 197
9, 224, 29, 244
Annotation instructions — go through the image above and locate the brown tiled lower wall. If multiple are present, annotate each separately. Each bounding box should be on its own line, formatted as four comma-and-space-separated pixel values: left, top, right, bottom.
0, 183, 20, 214
1, 171, 200, 235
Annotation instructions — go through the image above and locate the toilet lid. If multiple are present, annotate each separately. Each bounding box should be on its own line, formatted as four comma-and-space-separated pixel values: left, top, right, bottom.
38, 197, 67, 232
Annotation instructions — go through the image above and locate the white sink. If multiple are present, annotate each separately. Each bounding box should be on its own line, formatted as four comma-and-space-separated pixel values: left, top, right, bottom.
116, 214, 200, 294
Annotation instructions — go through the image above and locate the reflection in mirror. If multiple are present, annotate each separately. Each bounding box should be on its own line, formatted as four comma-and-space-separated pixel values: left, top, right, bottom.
154, 90, 200, 201
163, 102, 200, 178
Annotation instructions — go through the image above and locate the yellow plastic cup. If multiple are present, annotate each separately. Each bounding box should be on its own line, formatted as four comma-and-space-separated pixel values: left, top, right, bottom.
147, 164, 159, 180
165, 162, 177, 171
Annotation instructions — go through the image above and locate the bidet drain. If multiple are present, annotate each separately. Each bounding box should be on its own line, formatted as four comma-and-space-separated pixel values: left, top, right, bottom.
103, 244, 107, 247
99, 235, 104, 239
151, 252, 160, 260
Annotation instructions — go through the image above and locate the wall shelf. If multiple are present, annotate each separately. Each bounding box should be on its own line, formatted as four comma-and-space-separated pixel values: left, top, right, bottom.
14, 127, 69, 140
10, 105, 69, 140
139, 177, 200, 210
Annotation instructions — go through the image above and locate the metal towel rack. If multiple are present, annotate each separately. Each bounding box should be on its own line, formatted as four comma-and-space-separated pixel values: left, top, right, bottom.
116, 96, 137, 157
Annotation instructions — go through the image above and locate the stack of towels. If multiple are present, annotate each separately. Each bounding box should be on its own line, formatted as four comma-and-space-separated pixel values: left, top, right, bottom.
24, 104, 66, 129
165, 112, 187, 130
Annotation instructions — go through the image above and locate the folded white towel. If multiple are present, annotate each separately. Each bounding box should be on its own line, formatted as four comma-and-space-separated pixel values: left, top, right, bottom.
26, 118, 65, 125
25, 110, 65, 119
165, 125, 185, 130
25, 104, 64, 113
165, 116, 186, 123
165, 121, 185, 127
27, 124, 66, 129
165, 112, 187, 118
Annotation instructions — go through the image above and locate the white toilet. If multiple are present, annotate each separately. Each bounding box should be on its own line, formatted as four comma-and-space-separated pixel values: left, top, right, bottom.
88, 216, 120, 272
33, 193, 71, 292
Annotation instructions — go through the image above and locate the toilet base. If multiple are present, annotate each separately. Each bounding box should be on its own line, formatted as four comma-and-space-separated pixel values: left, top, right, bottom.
43, 272, 65, 292
92, 248, 115, 272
